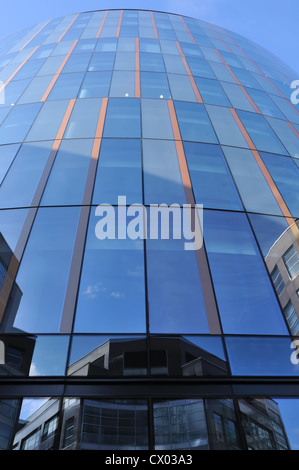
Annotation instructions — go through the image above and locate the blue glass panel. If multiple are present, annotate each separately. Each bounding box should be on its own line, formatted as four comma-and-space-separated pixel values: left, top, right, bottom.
226, 337, 299, 376
204, 210, 288, 334
48, 72, 84, 100
41, 139, 93, 206
104, 98, 141, 138
92, 139, 142, 205
88, 52, 115, 71
143, 139, 185, 205
236, 110, 288, 155
64, 98, 102, 139
0, 144, 20, 184
140, 72, 171, 99
0, 103, 41, 144
184, 142, 242, 210
147, 230, 209, 334
260, 152, 299, 217
174, 101, 218, 143
194, 77, 231, 106
140, 52, 165, 72
78, 71, 111, 98
74, 211, 146, 333
11, 207, 80, 333
0, 141, 52, 209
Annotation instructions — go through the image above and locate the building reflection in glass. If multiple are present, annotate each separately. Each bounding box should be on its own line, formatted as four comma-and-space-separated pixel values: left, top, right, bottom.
10, 396, 291, 450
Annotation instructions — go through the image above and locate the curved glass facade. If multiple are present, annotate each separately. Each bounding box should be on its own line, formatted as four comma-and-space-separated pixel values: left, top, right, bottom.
0, 9, 298, 450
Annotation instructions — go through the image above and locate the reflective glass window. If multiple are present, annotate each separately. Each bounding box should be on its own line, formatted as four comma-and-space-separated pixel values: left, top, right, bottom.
236, 110, 288, 155
17, 75, 54, 104
0, 141, 53, 209
222, 146, 283, 215
266, 117, 299, 158
174, 101, 218, 143
167, 74, 197, 102
204, 210, 288, 334
10, 207, 80, 333
140, 52, 165, 72
74, 211, 146, 333
92, 139, 142, 205
143, 139, 185, 205
186, 57, 215, 79
109, 71, 135, 97
140, 72, 171, 99
141, 98, 173, 139
194, 77, 231, 106
205, 105, 249, 148
0, 103, 41, 145
104, 98, 141, 138
184, 142, 242, 210
48, 72, 84, 100
78, 71, 111, 98
225, 337, 299, 375
41, 139, 93, 206
64, 98, 102, 139
62, 52, 92, 73
88, 52, 115, 71
0, 144, 20, 184
261, 152, 299, 217
147, 230, 209, 334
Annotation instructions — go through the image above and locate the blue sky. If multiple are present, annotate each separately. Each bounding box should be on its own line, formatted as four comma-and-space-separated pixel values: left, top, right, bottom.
0, 0, 298, 74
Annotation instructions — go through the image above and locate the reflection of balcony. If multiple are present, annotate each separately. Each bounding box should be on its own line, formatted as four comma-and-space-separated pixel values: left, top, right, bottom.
67, 336, 228, 377
0, 232, 23, 332
265, 220, 299, 334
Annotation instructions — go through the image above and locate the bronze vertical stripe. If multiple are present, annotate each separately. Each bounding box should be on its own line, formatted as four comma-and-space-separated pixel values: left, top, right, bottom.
230, 107, 299, 242
40, 39, 78, 102
135, 38, 141, 98
0, 99, 76, 323
221, 28, 299, 116
215, 49, 261, 114
96, 11, 108, 38
176, 42, 203, 103
180, 16, 197, 44
60, 97, 108, 333
57, 14, 79, 42
150, 12, 158, 39
116, 10, 123, 38
20, 20, 51, 51
0, 46, 39, 93
167, 99, 222, 334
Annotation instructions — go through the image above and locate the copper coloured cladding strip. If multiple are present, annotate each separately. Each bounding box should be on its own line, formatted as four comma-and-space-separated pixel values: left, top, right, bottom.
40, 39, 78, 102
116, 10, 123, 38
176, 42, 203, 104
215, 49, 261, 114
60, 97, 108, 333
150, 12, 158, 39
96, 11, 108, 38
167, 99, 222, 334
180, 16, 197, 44
230, 107, 299, 242
57, 13, 79, 42
19, 20, 51, 50
0, 99, 76, 324
135, 38, 141, 98
221, 27, 299, 116
0, 46, 39, 93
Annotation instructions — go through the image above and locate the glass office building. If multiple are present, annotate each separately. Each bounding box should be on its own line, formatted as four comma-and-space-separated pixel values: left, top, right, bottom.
0, 9, 298, 450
